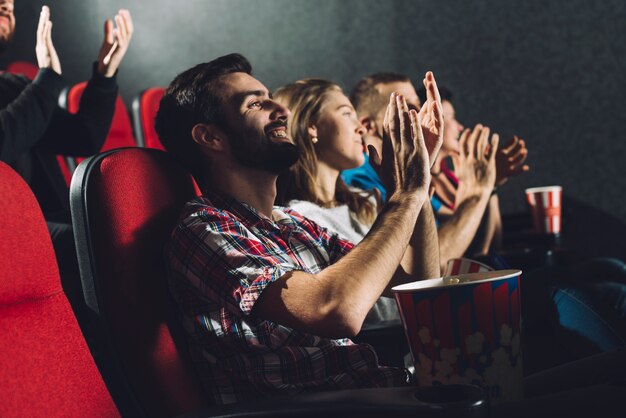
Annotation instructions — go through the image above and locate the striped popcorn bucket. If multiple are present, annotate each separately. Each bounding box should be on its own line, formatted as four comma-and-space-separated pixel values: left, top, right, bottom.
393, 270, 524, 405
444, 258, 494, 277
525, 186, 562, 234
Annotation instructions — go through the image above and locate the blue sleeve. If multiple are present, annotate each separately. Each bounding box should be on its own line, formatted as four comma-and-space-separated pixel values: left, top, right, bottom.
431, 195, 443, 212
341, 154, 387, 202
431, 195, 442, 227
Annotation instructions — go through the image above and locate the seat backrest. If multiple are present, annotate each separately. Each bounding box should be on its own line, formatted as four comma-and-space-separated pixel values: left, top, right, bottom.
0, 161, 119, 418
64, 81, 137, 168
6, 60, 38, 80
70, 148, 206, 417
132, 86, 166, 150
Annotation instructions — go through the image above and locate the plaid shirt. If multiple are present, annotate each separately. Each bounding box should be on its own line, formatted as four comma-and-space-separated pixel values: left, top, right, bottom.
167, 192, 411, 405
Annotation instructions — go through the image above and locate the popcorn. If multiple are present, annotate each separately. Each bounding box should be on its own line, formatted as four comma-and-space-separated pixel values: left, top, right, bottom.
434, 359, 453, 377
418, 326, 431, 344
440, 347, 459, 365
465, 332, 485, 354
500, 324, 513, 346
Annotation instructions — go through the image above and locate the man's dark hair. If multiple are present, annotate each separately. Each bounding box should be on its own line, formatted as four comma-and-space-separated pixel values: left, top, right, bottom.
349, 72, 411, 118
417, 85, 453, 105
154, 53, 252, 183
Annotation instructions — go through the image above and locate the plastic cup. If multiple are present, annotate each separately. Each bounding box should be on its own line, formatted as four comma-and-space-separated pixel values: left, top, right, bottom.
525, 185, 562, 234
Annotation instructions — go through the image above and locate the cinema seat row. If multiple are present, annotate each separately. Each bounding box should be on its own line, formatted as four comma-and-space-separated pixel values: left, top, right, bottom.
1, 62, 488, 417
4, 60, 167, 184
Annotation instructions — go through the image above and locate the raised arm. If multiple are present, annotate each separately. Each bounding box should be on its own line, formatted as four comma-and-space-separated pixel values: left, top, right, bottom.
38, 9, 134, 156
387, 71, 443, 291
0, 6, 65, 163
495, 135, 529, 187
96, 9, 134, 78
437, 124, 498, 270
467, 134, 528, 256
255, 91, 432, 339
35, 6, 61, 75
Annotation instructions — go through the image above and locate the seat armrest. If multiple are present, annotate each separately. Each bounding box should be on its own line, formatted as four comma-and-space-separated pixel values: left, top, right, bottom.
177, 385, 488, 418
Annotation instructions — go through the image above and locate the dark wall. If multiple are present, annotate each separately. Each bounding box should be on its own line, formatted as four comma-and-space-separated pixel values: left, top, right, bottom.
3, 0, 626, 242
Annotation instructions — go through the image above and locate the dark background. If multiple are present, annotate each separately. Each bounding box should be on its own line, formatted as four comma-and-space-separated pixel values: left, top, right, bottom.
3, 0, 625, 259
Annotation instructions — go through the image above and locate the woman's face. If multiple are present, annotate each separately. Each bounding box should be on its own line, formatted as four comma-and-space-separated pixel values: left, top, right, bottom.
442, 100, 463, 154
313, 91, 366, 171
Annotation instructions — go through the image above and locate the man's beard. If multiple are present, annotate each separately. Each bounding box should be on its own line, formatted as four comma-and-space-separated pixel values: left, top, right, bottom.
226, 126, 300, 174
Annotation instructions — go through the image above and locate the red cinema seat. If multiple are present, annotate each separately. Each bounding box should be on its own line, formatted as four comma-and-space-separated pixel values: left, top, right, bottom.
0, 161, 120, 418
70, 148, 206, 417
6, 60, 38, 80
61, 81, 136, 175
132, 86, 166, 149
69, 147, 490, 418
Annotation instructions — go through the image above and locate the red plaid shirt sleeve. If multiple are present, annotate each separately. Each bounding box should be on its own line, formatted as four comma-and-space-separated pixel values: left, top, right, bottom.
166, 196, 410, 404
168, 199, 354, 317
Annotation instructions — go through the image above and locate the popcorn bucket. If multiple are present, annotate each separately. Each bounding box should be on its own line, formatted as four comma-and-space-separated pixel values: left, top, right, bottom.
393, 270, 524, 405
444, 258, 494, 277
525, 186, 562, 234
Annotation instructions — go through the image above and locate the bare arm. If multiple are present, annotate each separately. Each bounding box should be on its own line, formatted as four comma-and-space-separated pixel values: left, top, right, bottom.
437, 124, 498, 270
464, 134, 527, 256
388, 71, 445, 291
385, 199, 440, 297
461, 134, 527, 258
485, 194, 503, 252
257, 192, 426, 339
255, 90, 433, 339
466, 193, 503, 257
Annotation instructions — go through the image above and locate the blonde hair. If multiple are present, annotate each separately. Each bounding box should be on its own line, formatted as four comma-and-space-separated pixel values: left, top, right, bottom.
274, 78, 376, 225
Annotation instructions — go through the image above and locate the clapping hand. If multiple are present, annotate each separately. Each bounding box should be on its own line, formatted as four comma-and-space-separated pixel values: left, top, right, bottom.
417, 71, 444, 167
369, 92, 431, 198
97, 9, 133, 77
453, 124, 499, 194
495, 135, 529, 186
35, 6, 61, 74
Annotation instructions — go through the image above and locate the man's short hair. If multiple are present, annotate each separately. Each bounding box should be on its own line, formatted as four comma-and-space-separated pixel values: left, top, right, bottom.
154, 53, 252, 183
350, 72, 411, 118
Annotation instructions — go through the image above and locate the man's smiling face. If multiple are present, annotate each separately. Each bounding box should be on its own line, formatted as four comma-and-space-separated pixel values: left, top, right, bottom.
216, 72, 299, 173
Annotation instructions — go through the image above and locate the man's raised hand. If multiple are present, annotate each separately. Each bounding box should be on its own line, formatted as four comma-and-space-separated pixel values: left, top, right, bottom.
495, 135, 529, 186
35, 6, 61, 75
453, 124, 499, 194
97, 9, 133, 77
417, 71, 444, 167
369, 92, 431, 199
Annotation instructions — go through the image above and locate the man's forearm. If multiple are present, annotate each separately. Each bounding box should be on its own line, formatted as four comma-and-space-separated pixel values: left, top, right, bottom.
384, 199, 440, 295
469, 194, 503, 256
255, 191, 428, 338
318, 192, 428, 323
438, 189, 491, 268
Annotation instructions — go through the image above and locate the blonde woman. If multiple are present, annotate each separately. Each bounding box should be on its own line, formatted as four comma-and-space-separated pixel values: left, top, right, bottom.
274, 79, 397, 326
